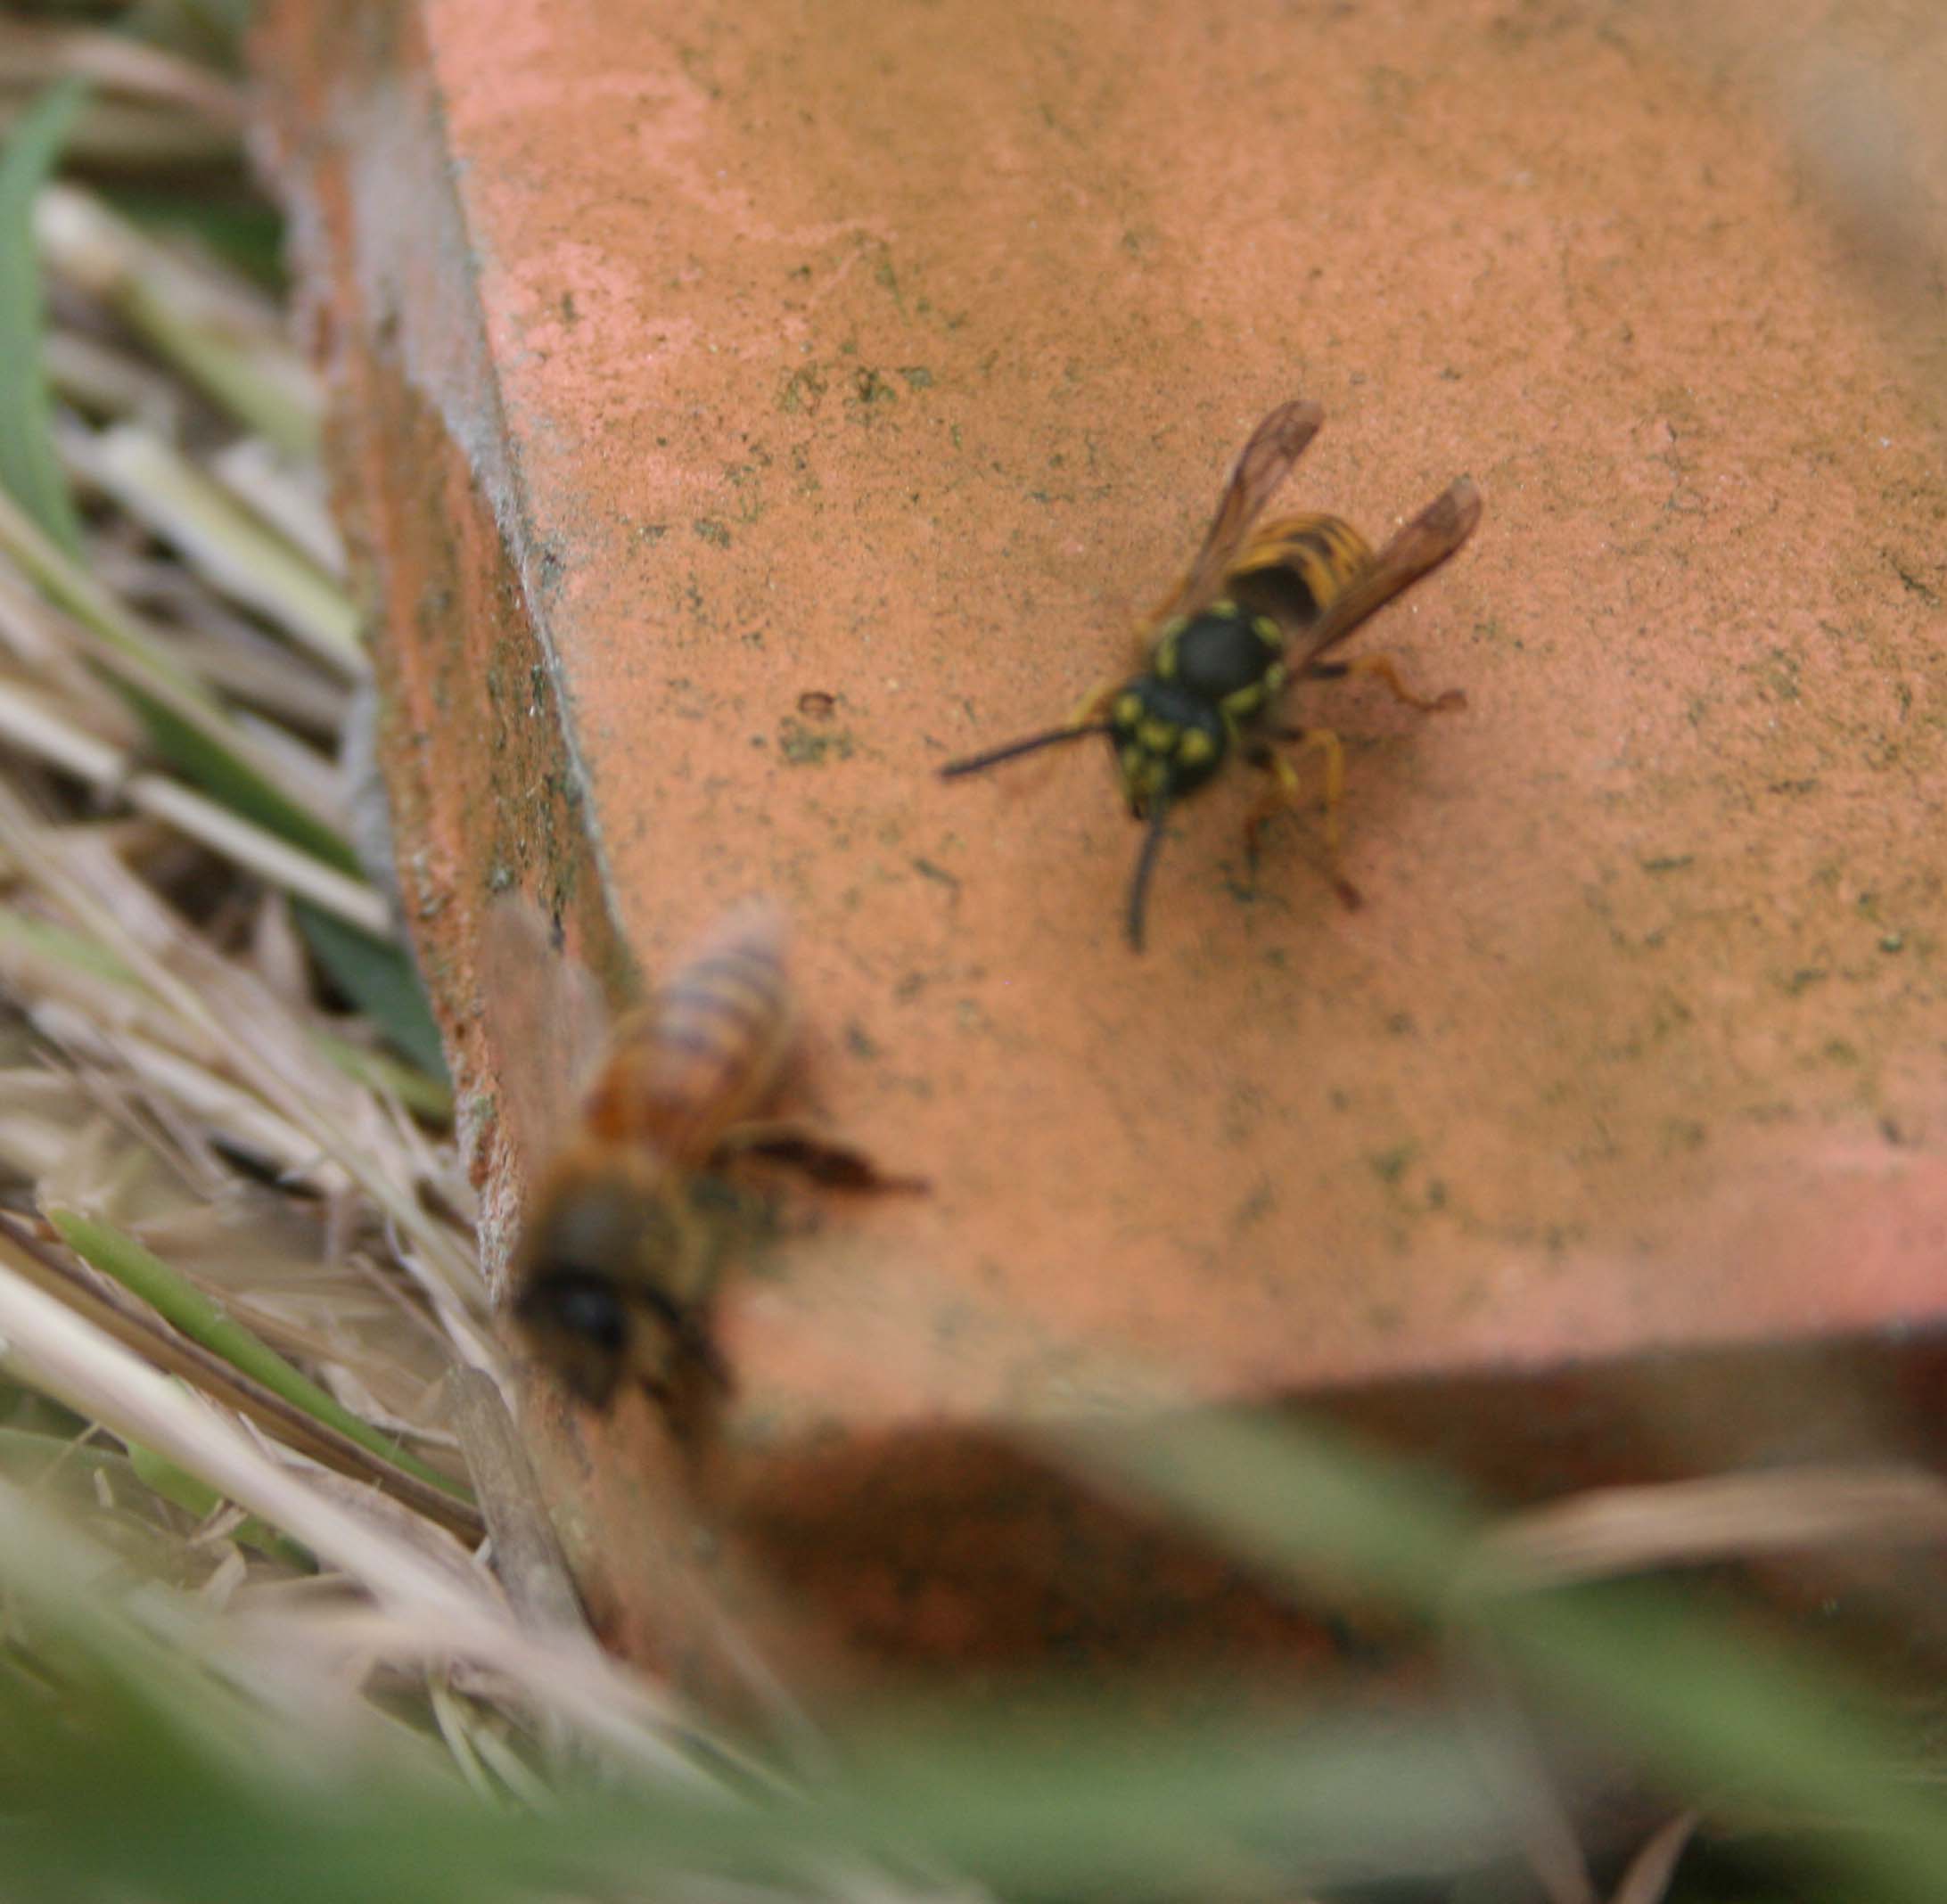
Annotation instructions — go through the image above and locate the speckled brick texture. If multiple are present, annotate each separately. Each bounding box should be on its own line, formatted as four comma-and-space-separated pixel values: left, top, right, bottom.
256, 0, 1947, 1697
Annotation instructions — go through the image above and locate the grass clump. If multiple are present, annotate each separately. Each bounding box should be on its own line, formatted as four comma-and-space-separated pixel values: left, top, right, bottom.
0, 13, 1943, 1904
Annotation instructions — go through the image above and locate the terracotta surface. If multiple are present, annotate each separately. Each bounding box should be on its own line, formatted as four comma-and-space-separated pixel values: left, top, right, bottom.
258, 0, 1947, 1694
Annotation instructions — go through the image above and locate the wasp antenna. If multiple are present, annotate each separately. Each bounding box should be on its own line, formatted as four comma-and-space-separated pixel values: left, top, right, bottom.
939, 723, 1113, 779
1125, 800, 1171, 953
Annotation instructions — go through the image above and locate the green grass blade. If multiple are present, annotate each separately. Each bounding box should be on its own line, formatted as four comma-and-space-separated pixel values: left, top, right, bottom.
294, 900, 450, 1084
99, 186, 285, 291
133, 688, 362, 870
1497, 1586, 1947, 1904
309, 1029, 453, 1124
1049, 1408, 1947, 1904
47, 1207, 473, 1508
0, 899, 140, 985
124, 1440, 315, 1568
0, 78, 88, 555
1051, 1407, 1479, 1614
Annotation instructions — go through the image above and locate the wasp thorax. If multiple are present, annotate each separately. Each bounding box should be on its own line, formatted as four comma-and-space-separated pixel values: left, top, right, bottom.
1107, 677, 1229, 813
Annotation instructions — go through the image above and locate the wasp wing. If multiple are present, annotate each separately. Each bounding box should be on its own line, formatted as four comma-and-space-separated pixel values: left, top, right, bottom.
478, 895, 617, 1183
1140, 399, 1324, 636
1288, 476, 1480, 669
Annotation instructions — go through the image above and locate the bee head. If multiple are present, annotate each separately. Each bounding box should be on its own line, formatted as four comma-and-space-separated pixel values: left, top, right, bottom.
510, 1162, 699, 1408
1107, 677, 1228, 816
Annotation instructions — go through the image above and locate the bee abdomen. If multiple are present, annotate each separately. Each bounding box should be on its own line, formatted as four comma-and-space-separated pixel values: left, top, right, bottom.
587, 904, 792, 1157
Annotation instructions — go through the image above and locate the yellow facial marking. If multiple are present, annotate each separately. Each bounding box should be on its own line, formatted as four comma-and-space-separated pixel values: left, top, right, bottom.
1138, 718, 1176, 754
1253, 615, 1282, 648
1177, 728, 1215, 765
1154, 637, 1178, 680
1119, 749, 1164, 804
1114, 692, 1143, 726
1221, 683, 1266, 718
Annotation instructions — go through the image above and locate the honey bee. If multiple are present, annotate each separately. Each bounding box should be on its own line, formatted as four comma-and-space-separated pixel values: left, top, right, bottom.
487, 898, 917, 1413
940, 400, 1480, 949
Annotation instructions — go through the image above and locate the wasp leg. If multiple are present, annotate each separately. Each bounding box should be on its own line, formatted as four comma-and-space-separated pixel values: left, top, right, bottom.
1307, 652, 1466, 714
1065, 675, 1123, 729
717, 1120, 930, 1194
1244, 731, 1363, 910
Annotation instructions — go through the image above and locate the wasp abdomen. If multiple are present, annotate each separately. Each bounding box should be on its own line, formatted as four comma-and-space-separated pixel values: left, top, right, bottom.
1228, 512, 1374, 629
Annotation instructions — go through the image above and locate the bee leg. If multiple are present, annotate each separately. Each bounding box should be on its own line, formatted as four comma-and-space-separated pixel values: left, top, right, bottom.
664, 1308, 733, 1394
649, 1311, 735, 1456
1308, 653, 1466, 714
716, 1120, 930, 1194
1245, 730, 1363, 910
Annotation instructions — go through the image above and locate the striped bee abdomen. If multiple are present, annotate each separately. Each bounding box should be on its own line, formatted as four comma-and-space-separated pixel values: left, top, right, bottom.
585, 903, 792, 1160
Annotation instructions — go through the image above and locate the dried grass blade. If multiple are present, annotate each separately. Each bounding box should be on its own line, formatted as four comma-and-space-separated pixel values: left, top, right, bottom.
0, 569, 137, 738
45, 327, 187, 431
1606, 1811, 1698, 1904
0, 490, 357, 863
81, 423, 364, 676
0, 20, 248, 127
37, 182, 318, 456
32, 1005, 331, 1179
0, 1250, 725, 1788
1453, 1629, 1598, 1904
0, 792, 487, 1338
448, 1368, 586, 1638
0, 677, 383, 930
1469, 1468, 1947, 1594
208, 437, 344, 575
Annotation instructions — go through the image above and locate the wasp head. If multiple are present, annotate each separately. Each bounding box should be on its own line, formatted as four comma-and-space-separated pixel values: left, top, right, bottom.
1106, 677, 1228, 817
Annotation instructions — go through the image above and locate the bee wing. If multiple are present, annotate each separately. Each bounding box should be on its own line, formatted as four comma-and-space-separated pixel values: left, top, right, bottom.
478, 896, 616, 1180
1289, 476, 1481, 669
670, 895, 789, 981
1140, 399, 1324, 635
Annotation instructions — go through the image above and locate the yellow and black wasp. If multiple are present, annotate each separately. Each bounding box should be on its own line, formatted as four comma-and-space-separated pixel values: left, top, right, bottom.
940, 400, 1480, 950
